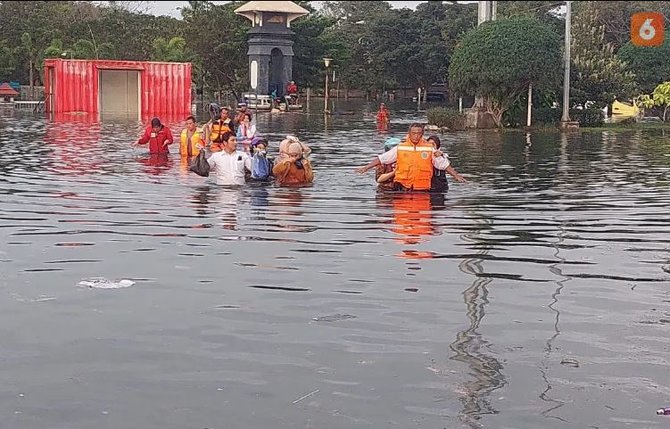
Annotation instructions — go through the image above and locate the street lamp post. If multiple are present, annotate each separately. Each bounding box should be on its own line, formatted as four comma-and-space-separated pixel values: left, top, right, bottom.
323, 57, 332, 114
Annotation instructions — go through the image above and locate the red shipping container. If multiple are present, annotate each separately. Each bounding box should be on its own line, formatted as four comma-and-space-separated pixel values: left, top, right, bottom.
44, 59, 192, 119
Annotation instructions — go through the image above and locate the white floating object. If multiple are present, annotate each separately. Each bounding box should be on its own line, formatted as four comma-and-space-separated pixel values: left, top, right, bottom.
78, 277, 136, 289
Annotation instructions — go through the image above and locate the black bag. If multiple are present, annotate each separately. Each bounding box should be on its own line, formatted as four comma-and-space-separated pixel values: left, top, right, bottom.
189, 150, 210, 177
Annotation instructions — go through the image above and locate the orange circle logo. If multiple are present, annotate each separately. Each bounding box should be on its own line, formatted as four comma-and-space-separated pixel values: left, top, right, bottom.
631, 12, 665, 47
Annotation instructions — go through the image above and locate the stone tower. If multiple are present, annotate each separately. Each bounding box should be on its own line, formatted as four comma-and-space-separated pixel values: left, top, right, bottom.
234, 1, 309, 97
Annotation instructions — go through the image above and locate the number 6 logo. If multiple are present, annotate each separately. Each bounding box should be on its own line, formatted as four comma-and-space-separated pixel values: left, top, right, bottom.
631, 12, 665, 47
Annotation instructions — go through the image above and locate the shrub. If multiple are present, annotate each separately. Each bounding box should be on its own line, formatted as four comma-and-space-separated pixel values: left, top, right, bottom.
535, 107, 562, 124
570, 108, 604, 127
427, 107, 467, 130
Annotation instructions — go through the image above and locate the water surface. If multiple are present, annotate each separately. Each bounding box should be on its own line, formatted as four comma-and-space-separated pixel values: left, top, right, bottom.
1, 107, 669, 429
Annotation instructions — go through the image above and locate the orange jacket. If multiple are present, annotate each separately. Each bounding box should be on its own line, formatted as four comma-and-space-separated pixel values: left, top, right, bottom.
394, 138, 434, 191
180, 128, 204, 157
272, 158, 314, 185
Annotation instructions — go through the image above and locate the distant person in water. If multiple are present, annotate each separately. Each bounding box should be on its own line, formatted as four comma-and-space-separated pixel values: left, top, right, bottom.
137, 117, 174, 155
376, 103, 390, 124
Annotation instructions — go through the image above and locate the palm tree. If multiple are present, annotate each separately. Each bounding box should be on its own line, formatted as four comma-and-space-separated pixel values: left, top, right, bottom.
151, 37, 188, 62
20, 33, 38, 99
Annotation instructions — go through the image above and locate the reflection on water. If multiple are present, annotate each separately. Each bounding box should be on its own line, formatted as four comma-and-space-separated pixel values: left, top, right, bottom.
450, 214, 506, 428
1, 108, 670, 429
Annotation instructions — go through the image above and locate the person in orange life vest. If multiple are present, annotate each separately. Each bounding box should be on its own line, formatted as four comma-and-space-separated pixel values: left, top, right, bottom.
137, 117, 174, 154
206, 107, 235, 145
376, 103, 390, 124
356, 123, 449, 191
180, 116, 205, 158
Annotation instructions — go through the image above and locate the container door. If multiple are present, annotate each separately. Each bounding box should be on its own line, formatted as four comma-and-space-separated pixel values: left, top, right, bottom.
99, 70, 140, 118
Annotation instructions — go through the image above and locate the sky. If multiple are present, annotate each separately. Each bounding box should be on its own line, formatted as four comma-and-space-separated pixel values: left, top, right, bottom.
145, 1, 428, 19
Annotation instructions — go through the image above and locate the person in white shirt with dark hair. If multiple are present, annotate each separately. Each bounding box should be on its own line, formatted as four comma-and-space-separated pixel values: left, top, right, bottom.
206, 131, 251, 186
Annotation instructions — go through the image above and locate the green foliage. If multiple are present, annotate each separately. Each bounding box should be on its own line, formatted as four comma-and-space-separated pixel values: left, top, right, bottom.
649, 81, 670, 121
535, 107, 562, 124
569, 108, 604, 127
291, 14, 337, 88
619, 39, 670, 94
449, 18, 562, 127
572, 1, 670, 51
427, 107, 466, 130
151, 37, 188, 62
570, 15, 638, 109
181, 1, 249, 99
0, 40, 16, 81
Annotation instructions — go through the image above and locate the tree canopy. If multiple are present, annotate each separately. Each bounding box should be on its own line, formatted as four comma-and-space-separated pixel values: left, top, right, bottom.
448, 17, 562, 126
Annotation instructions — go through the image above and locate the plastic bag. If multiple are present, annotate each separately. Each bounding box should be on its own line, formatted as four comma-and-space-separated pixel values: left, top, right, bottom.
189, 150, 210, 177
251, 152, 271, 180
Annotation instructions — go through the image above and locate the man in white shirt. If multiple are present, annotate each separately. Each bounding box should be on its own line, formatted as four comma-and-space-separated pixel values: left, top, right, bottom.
206, 132, 251, 186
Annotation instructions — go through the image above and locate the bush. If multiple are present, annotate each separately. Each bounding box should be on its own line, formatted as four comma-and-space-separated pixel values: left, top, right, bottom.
427, 107, 466, 130
570, 108, 604, 127
535, 107, 562, 124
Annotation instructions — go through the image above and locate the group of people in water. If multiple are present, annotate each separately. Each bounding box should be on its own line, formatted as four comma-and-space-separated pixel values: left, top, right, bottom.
136, 104, 465, 193
136, 103, 313, 186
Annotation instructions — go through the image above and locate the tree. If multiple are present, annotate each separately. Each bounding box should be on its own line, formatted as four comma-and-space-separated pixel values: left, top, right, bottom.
181, 1, 249, 100
570, 14, 637, 108
43, 39, 68, 59
572, 1, 670, 51
151, 37, 188, 62
20, 33, 39, 99
448, 18, 562, 127
291, 14, 337, 89
618, 39, 670, 94
0, 40, 16, 82
641, 81, 670, 121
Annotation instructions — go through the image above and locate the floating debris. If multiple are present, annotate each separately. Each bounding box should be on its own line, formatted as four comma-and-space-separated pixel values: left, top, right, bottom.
560, 357, 580, 368
312, 314, 356, 322
77, 277, 135, 289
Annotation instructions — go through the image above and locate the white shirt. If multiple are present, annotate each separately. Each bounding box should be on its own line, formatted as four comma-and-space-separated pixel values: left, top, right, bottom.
378, 145, 450, 170
207, 150, 252, 185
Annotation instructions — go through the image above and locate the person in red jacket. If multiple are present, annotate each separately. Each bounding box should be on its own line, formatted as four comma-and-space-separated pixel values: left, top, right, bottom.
137, 117, 174, 154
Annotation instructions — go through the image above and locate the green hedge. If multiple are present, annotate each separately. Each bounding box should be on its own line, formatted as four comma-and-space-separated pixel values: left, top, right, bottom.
569, 108, 604, 127
427, 107, 467, 130
535, 107, 562, 124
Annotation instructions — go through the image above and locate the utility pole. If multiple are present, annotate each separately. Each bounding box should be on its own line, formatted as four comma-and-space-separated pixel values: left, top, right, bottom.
561, 1, 572, 123
475, 1, 497, 109
478, 1, 496, 25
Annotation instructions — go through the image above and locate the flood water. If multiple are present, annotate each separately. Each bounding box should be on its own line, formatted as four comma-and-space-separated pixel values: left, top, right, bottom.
1, 105, 669, 429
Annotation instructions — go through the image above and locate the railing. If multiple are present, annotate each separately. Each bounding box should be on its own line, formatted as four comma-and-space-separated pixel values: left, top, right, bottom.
14, 101, 41, 111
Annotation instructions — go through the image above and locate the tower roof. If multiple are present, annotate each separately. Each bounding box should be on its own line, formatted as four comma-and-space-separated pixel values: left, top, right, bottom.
235, 1, 309, 25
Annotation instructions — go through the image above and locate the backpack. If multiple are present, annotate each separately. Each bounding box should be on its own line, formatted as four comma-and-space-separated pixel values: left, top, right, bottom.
251, 152, 272, 180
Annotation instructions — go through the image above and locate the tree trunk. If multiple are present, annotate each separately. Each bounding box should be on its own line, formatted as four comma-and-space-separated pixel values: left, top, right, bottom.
29, 60, 34, 101
664, 105, 669, 122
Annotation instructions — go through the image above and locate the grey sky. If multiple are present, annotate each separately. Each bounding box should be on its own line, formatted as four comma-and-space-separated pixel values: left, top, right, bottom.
146, 1, 428, 19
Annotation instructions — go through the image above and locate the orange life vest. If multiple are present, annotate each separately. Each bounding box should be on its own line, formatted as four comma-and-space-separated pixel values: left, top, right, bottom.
210, 120, 232, 143
394, 138, 434, 191
180, 128, 203, 157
